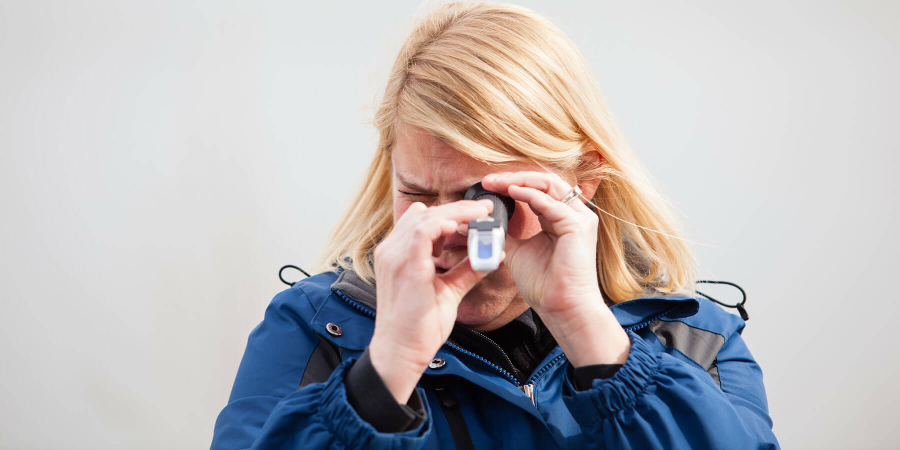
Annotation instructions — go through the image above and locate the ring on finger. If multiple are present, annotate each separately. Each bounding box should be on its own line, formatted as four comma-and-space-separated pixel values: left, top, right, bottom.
561, 185, 582, 204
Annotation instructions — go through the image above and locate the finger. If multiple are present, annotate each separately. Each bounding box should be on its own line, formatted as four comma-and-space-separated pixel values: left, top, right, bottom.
502, 233, 525, 269
484, 171, 590, 214
428, 198, 494, 223
408, 199, 493, 260
397, 199, 492, 247
409, 217, 465, 260
483, 171, 570, 200
538, 214, 556, 235
436, 256, 491, 300
395, 201, 428, 228
432, 235, 445, 258
506, 184, 573, 223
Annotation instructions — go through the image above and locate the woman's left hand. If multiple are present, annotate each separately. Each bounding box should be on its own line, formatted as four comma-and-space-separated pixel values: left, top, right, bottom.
478, 170, 631, 366
480, 171, 602, 317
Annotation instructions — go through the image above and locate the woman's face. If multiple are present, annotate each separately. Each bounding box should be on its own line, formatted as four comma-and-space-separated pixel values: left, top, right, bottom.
390, 124, 559, 331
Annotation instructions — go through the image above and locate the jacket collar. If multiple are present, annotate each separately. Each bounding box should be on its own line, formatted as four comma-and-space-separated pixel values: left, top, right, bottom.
330, 267, 540, 335
609, 295, 699, 328
331, 268, 376, 311
328, 266, 699, 330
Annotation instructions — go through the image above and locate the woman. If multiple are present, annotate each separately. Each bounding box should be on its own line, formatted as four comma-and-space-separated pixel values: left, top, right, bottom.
211, 3, 778, 449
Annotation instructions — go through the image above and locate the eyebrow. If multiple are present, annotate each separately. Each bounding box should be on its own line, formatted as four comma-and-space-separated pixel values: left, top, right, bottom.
395, 172, 476, 196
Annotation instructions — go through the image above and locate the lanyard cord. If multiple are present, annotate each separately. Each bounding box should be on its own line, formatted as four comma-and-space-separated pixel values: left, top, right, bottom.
279, 264, 311, 287
695, 280, 749, 321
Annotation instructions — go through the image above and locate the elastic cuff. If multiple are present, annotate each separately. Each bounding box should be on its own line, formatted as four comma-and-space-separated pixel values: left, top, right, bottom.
345, 348, 427, 432
563, 329, 659, 419
572, 363, 623, 390
319, 358, 431, 448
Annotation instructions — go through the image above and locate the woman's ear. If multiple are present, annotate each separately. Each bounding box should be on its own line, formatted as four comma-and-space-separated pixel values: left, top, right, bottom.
575, 150, 604, 200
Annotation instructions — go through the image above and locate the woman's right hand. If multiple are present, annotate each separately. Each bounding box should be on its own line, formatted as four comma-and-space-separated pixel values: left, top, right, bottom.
368, 199, 497, 404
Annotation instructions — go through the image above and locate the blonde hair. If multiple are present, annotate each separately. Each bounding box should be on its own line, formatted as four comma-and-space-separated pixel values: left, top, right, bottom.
315, 2, 695, 303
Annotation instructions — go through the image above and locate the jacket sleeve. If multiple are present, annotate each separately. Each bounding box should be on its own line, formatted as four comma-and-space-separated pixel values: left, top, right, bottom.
561, 320, 779, 449
210, 287, 432, 449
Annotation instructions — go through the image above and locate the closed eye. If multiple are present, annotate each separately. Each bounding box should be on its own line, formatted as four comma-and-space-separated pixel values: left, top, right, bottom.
399, 190, 435, 197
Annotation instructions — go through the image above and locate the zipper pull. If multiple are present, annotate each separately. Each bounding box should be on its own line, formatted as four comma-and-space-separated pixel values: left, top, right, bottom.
519, 383, 535, 406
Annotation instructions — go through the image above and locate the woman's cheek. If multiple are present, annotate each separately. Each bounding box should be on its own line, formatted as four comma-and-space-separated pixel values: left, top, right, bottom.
394, 197, 438, 222
393, 198, 411, 222
506, 201, 542, 240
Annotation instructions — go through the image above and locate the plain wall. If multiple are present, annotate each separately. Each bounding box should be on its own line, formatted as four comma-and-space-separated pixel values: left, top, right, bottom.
0, 1, 897, 448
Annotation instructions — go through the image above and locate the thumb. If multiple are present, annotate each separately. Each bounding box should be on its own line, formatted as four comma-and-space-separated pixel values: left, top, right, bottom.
503, 235, 522, 273
437, 256, 491, 300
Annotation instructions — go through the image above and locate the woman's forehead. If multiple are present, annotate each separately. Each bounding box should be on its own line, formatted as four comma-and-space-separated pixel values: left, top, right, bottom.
393, 128, 528, 166
393, 124, 468, 161
392, 153, 538, 195
391, 123, 544, 188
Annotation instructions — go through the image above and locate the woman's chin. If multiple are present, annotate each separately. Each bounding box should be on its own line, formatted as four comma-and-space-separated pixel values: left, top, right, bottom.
454, 290, 528, 332
454, 294, 503, 329
454, 300, 494, 327
452, 268, 528, 330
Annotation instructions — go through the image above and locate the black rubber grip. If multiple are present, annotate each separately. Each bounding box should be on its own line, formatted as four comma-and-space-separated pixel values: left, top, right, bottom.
464, 182, 515, 232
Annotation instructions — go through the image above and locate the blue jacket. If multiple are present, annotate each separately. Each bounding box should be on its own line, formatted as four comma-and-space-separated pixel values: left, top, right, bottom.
211, 268, 779, 449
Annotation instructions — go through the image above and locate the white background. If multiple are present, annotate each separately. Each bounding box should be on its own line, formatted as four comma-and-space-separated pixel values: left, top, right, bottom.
1, 1, 897, 448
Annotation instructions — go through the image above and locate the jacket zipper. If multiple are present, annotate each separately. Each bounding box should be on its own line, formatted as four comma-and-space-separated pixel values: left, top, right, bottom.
520, 383, 535, 406
446, 328, 546, 406
444, 341, 519, 385
454, 326, 521, 382
335, 291, 376, 318
333, 290, 520, 385
622, 305, 682, 334
520, 353, 566, 406
517, 305, 685, 406
334, 289, 687, 408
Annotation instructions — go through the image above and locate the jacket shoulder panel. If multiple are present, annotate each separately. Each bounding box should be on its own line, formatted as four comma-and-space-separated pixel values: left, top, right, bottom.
226, 271, 341, 401
669, 296, 745, 339
288, 270, 342, 319
641, 297, 746, 375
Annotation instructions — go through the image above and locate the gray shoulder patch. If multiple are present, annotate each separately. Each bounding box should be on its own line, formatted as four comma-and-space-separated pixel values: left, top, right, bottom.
648, 319, 724, 372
